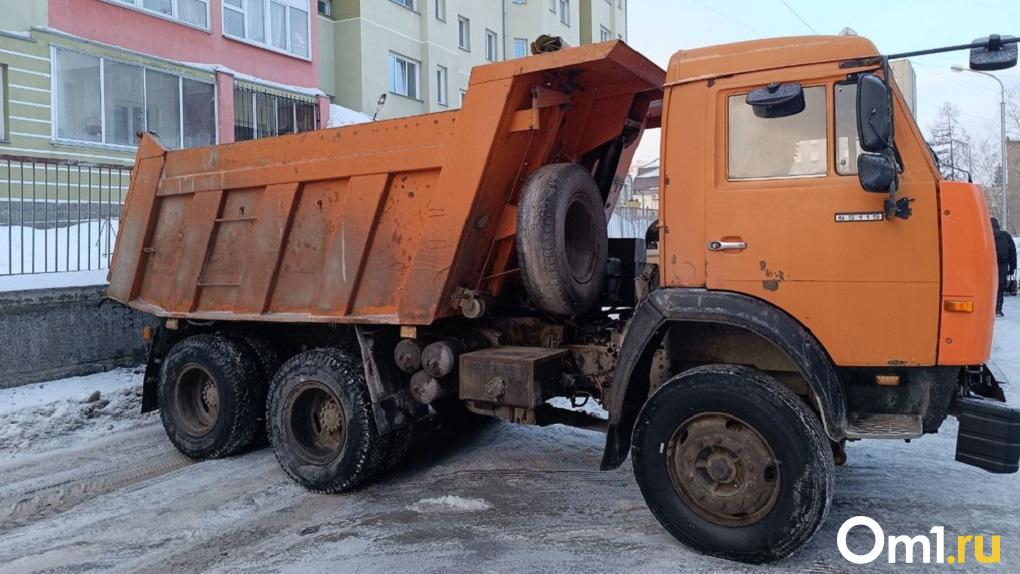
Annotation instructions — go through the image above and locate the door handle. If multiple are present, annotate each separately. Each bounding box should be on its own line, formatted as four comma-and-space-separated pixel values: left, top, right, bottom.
707, 240, 747, 252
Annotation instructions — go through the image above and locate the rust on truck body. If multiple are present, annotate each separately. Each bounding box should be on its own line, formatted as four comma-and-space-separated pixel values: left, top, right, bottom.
108, 42, 664, 325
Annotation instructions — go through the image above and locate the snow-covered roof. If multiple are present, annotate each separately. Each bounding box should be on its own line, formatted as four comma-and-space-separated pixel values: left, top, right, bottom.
328, 104, 371, 128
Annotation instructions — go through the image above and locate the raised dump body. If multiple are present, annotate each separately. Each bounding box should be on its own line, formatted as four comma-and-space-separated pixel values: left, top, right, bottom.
108, 42, 664, 325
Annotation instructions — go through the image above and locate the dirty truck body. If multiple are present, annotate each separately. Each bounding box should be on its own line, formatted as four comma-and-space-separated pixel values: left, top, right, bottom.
109, 37, 1020, 564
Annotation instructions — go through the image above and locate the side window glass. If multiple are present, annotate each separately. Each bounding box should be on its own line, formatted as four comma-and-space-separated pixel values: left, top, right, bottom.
835, 82, 863, 175
727, 85, 827, 180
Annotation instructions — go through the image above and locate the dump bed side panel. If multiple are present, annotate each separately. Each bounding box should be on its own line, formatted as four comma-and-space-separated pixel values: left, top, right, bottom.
109, 41, 666, 326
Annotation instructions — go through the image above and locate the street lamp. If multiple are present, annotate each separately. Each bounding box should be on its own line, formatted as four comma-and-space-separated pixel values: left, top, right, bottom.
952, 64, 1009, 229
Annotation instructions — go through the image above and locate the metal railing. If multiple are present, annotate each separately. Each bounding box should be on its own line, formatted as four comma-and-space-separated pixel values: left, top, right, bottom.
1, 155, 132, 276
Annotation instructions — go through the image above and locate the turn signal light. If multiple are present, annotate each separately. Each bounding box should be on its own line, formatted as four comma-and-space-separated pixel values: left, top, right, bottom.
142, 326, 154, 341
944, 300, 974, 313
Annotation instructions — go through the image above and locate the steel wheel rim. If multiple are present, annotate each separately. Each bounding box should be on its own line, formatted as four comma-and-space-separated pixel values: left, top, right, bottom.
667, 412, 780, 527
286, 381, 347, 465
173, 363, 220, 436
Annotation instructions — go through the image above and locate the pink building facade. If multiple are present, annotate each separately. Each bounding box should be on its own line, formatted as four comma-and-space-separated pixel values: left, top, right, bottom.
0, 0, 329, 168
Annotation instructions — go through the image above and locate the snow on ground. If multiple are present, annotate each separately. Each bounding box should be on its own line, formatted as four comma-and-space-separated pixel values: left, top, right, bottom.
408, 496, 493, 513
328, 104, 372, 128
0, 269, 108, 292
0, 368, 147, 457
1, 302, 1020, 572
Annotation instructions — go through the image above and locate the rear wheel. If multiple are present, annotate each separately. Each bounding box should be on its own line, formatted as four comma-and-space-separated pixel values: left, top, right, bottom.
631, 365, 834, 564
158, 334, 261, 459
267, 348, 385, 493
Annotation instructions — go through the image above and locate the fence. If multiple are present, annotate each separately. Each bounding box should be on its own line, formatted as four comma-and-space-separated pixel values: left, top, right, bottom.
1, 156, 131, 276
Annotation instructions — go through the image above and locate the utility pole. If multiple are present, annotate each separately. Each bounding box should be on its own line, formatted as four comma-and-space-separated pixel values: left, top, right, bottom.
953, 65, 1009, 229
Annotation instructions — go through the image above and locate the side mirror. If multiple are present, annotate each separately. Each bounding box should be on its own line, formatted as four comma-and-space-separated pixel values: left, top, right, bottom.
857, 74, 893, 152
970, 35, 1018, 71
745, 82, 805, 119
858, 153, 897, 193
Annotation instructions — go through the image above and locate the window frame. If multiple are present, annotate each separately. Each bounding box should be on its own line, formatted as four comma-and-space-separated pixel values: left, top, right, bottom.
485, 29, 499, 62
222, 0, 312, 60
724, 84, 830, 182
436, 65, 448, 107
389, 0, 415, 11
457, 16, 471, 51
388, 52, 421, 101
600, 25, 611, 42
106, 0, 211, 31
434, 0, 445, 21
559, 0, 570, 25
49, 46, 218, 151
0, 65, 7, 142
512, 38, 529, 58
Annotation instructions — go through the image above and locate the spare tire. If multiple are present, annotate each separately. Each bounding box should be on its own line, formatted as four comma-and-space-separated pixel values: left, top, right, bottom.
516, 163, 608, 317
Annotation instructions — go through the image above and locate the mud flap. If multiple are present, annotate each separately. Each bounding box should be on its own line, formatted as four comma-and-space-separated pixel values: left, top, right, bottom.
954, 395, 1020, 474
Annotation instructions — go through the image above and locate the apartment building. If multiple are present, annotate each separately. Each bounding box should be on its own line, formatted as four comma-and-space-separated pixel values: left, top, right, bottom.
317, 0, 628, 119
0, 0, 330, 169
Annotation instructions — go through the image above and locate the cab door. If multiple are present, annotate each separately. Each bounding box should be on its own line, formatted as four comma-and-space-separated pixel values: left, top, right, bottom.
701, 70, 941, 367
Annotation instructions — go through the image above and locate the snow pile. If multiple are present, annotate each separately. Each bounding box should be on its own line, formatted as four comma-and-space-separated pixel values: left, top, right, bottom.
328, 104, 372, 128
0, 368, 146, 455
407, 496, 492, 513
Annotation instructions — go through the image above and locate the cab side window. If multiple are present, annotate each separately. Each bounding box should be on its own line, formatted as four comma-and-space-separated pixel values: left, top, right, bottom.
835, 82, 863, 175
727, 86, 827, 180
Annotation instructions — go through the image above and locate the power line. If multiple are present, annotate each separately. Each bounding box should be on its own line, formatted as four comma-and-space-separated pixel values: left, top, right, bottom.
778, 0, 818, 34
690, 0, 764, 36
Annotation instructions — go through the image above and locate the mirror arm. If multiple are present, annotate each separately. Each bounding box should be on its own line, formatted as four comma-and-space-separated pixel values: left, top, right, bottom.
885, 36, 1020, 60
877, 57, 906, 220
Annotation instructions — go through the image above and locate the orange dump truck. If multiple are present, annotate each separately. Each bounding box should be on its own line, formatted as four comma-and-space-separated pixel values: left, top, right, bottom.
109, 36, 1020, 563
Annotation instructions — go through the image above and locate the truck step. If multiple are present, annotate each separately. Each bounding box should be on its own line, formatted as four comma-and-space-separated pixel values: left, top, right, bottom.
845, 413, 923, 439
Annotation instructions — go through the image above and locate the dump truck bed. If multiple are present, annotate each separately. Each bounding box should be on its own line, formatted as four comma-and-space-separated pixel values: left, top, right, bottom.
108, 41, 664, 325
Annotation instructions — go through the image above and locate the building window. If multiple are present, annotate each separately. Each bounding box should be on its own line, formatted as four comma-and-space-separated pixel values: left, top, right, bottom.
223, 0, 310, 59
388, 52, 420, 100
317, 0, 331, 16
233, 85, 317, 142
458, 16, 470, 51
549, 0, 556, 12
390, 0, 415, 9
52, 47, 215, 149
600, 25, 610, 41
727, 85, 827, 180
434, 0, 445, 21
459, 89, 467, 107
112, 0, 210, 28
513, 38, 529, 58
559, 0, 569, 25
436, 66, 448, 106
485, 30, 498, 62
512, 0, 526, 4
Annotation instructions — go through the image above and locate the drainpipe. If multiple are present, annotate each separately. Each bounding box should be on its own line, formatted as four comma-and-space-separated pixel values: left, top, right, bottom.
502, 0, 509, 60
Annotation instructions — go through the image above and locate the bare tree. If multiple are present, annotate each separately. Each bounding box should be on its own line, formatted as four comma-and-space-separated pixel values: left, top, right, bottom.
972, 135, 1005, 220
928, 102, 974, 181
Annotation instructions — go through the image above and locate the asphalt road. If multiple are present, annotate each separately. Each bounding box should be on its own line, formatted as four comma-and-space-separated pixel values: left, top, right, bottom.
2, 306, 1020, 573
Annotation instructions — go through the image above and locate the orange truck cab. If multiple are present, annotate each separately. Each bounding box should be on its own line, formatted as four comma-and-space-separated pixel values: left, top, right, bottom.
109, 34, 1020, 565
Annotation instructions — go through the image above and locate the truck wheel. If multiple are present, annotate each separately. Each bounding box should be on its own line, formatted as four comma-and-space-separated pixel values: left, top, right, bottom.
267, 348, 382, 493
517, 163, 608, 317
631, 365, 834, 564
158, 334, 261, 459
230, 333, 284, 443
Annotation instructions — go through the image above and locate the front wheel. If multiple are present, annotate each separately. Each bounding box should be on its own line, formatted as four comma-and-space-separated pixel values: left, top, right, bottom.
631, 365, 834, 564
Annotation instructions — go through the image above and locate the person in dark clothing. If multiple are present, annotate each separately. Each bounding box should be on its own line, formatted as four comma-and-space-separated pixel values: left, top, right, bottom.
992, 217, 1016, 316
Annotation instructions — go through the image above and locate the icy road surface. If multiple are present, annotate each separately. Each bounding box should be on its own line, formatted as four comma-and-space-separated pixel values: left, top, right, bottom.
2, 305, 1020, 572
